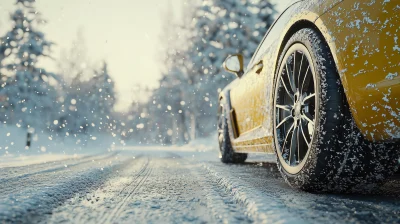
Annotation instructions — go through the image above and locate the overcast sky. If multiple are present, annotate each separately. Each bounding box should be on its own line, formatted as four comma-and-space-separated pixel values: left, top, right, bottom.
0, 0, 289, 111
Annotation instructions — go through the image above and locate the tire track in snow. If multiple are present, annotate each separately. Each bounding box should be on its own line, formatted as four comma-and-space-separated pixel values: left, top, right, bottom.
190, 166, 252, 223
0, 153, 123, 196
202, 162, 305, 224
202, 161, 400, 224
0, 156, 133, 223
99, 157, 153, 224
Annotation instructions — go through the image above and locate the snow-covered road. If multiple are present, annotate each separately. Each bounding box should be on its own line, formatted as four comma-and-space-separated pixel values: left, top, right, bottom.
1, 148, 399, 224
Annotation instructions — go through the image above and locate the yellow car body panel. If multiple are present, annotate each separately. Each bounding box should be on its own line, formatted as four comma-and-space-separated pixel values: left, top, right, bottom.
223, 0, 399, 153
315, 0, 400, 141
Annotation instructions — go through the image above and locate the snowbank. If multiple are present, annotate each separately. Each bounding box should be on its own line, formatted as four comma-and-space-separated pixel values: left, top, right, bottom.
182, 131, 219, 152
0, 124, 124, 167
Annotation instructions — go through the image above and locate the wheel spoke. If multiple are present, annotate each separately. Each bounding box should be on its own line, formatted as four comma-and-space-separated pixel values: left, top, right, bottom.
299, 119, 310, 146
300, 65, 311, 94
276, 115, 292, 129
297, 53, 304, 90
285, 63, 296, 92
280, 76, 294, 101
276, 104, 291, 112
289, 125, 298, 165
297, 124, 301, 163
293, 52, 296, 89
301, 113, 314, 126
281, 123, 295, 153
303, 93, 315, 103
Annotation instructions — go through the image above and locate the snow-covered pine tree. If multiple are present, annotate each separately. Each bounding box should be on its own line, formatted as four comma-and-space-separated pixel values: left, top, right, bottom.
150, 3, 192, 144
0, 30, 14, 123
0, 0, 60, 130
59, 74, 90, 136
56, 31, 92, 137
91, 62, 116, 133
57, 29, 90, 84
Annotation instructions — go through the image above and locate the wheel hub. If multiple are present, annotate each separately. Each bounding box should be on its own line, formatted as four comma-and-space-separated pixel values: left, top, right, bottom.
293, 94, 302, 119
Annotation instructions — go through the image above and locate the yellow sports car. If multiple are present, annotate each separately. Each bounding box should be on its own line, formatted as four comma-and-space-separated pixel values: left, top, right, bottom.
218, 0, 400, 192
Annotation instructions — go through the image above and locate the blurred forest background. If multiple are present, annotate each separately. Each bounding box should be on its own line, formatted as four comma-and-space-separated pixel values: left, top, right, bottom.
0, 0, 276, 147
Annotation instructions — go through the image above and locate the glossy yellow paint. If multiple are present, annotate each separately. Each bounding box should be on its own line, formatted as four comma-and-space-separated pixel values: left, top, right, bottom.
316, 0, 400, 141
226, 0, 399, 153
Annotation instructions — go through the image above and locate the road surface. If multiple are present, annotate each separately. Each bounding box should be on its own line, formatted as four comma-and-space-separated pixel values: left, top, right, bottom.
0, 148, 399, 223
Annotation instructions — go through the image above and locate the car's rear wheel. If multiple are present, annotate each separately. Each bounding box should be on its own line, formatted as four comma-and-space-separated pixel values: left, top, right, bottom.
273, 28, 399, 192
218, 106, 247, 163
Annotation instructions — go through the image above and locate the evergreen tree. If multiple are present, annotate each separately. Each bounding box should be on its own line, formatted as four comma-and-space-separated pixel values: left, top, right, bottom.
57, 29, 90, 84
59, 74, 91, 136
91, 62, 116, 132
0, 0, 60, 129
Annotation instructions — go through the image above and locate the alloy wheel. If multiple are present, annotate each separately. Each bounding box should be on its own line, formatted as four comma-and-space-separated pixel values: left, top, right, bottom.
274, 43, 317, 174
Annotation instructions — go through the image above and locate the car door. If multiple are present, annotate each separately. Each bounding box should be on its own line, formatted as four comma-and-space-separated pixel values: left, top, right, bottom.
229, 57, 266, 137
229, 0, 301, 139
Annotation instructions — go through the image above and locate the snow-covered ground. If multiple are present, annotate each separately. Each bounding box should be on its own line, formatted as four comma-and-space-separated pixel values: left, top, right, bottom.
0, 124, 127, 167
1, 131, 400, 224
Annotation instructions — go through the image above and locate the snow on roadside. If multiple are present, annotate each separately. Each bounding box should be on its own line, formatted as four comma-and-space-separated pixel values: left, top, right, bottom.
0, 124, 124, 167
183, 131, 219, 152
0, 154, 79, 168
118, 131, 219, 153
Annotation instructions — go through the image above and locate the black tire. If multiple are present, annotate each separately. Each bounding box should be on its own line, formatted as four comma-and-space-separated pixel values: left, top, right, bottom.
218, 107, 247, 163
273, 28, 399, 193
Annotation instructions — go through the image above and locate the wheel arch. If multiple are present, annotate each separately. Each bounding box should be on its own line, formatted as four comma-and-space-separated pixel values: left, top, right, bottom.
273, 17, 350, 106
274, 19, 339, 77
218, 90, 240, 143
273, 17, 368, 140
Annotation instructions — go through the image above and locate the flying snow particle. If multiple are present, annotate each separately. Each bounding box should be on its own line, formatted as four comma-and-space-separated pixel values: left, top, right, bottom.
53, 120, 59, 125
167, 129, 173, 136
6, 133, 10, 137
71, 99, 77, 105
385, 72, 398, 80
40, 146, 46, 152
180, 101, 186, 106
